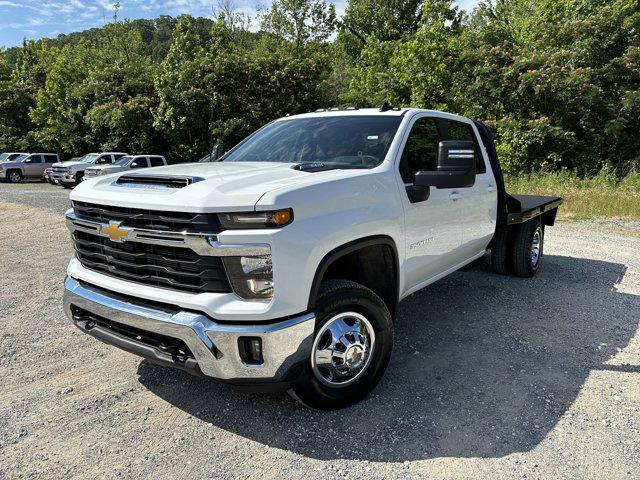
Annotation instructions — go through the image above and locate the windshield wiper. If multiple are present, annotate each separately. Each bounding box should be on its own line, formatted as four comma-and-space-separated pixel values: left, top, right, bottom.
291, 162, 368, 172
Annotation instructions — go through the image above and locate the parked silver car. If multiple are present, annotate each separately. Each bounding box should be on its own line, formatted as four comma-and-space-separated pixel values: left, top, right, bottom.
0, 153, 59, 183
84, 155, 167, 179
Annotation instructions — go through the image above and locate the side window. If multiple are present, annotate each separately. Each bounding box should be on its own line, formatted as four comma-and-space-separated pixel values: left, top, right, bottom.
130, 157, 149, 169
97, 155, 113, 164
149, 157, 165, 167
27, 155, 42, 163
44, 155, 57, 163
398, 117, 441, 184
439, 120, 486, 174
113, 154, 126, 160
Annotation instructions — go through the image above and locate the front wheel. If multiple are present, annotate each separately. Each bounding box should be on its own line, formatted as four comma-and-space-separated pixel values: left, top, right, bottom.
289, 280, 394, 410
7, 170, 22, 183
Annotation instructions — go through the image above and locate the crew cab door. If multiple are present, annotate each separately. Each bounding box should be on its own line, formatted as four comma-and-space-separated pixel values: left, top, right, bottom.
23, 155, 42, 177
397, 115, 464, 291
438, 119, 497, 256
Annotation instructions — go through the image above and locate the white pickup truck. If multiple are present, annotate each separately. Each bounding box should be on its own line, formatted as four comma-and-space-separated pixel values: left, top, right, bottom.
51, 152, 128, 188
63, 107, 562, 409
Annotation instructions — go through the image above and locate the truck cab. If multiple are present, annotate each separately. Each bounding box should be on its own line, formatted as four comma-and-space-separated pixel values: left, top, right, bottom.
52, 152, 128, 187
63, 108, 561, 409
84, 155, 167, 179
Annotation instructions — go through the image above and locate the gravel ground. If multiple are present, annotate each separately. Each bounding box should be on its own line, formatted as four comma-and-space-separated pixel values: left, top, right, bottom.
1, 183, 639, 480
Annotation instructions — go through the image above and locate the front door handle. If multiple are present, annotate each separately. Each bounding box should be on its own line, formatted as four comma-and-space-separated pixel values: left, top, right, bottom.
449, 192, 462, 201
487, 184, 497, 192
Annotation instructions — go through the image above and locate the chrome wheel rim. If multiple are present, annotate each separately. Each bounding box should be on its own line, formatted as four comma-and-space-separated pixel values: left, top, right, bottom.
311, 312, 375, 388
531, 227, 542, 267
9, 172, 20, 182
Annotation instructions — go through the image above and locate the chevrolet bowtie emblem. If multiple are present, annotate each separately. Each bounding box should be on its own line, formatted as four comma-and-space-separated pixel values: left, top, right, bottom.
101, 221, 131, 243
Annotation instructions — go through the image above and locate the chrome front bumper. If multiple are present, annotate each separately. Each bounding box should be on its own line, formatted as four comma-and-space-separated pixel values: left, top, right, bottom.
63, 277, 315, 383
51, 172, 75, 183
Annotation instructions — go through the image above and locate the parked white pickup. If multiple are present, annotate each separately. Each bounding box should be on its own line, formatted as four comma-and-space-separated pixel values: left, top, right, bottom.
63, 108, 562, 409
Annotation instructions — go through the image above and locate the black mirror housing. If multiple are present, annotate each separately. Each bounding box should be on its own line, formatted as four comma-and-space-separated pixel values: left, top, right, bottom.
414, 140, 476, 189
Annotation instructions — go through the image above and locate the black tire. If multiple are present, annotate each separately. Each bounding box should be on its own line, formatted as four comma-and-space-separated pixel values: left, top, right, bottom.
289, 279, 394, 410
75, 172, 84, 185
491, 225, 512, 275
512, 219, 544, 278
6, 170, 22, 184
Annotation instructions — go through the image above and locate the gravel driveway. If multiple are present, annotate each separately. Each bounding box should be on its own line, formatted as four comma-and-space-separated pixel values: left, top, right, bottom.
1, 183, 639, 479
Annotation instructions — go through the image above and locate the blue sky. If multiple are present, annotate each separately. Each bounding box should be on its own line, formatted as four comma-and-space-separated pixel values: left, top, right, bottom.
0, 0, 481, 48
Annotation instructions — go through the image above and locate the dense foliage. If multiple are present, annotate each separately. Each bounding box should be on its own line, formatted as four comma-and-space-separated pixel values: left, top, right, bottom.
0, 0, 638, 175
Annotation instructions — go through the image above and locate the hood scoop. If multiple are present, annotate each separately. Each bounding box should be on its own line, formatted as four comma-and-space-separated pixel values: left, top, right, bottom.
114, 175, 204, 189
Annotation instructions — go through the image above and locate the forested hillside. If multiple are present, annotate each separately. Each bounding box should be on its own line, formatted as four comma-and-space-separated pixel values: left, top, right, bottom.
0, 0, 638, 176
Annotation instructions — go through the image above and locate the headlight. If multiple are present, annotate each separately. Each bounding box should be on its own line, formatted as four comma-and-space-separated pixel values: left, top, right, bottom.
222, 255, 274, 299
219, 209, 293, 229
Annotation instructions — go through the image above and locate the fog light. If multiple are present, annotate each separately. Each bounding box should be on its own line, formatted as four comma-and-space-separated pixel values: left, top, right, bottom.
238, 337, 263, 365
222, 255, 274, 300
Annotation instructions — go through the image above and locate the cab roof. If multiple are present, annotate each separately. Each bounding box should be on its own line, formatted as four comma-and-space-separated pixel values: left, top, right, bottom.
281, 107, 471, 123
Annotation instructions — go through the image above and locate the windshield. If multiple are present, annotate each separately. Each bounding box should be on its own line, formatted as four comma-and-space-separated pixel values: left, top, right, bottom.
80, 154, 99, 163
222, 116, 402, 169
115, 155, 133, 166
13, 154, 28, 162
0, 154, 10, 161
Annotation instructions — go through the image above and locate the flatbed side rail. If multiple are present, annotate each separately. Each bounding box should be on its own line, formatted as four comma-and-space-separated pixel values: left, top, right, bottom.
505, 194, 563, 226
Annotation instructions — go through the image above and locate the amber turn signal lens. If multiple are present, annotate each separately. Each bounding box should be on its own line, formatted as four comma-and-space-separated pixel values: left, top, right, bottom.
273, 209, 292, 226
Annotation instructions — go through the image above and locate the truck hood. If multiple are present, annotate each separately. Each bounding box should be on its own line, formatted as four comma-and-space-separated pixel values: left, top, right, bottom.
86, 165, 123, 173
53, 161, 85, 168
70, 161, 352, 212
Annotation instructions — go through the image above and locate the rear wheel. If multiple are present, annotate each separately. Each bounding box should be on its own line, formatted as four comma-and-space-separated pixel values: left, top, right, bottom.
512, 219, 543, 277
7, 170, 22, 183
490, 225, 512, 275
289, 280, 394, 410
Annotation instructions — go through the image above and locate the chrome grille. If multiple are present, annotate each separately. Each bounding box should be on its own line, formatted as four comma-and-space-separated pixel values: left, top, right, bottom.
72, 201, 223, 233
53, 166, 67, 173
73, 230, 231, 294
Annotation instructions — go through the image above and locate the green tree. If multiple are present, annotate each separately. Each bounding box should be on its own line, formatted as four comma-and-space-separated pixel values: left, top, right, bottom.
260, 0, 336, 50
154, 15, 213, 160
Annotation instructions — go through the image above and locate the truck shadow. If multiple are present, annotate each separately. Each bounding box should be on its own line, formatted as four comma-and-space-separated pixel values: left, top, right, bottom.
137, 254, 639, 461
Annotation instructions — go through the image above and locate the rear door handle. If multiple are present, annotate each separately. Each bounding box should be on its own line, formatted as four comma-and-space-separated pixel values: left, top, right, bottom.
449, 192, 462, 201
487, 185, 497, 192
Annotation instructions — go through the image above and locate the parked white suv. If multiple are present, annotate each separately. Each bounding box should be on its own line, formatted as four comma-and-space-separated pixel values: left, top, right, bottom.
51, 152, 127, 188
84, 155, 167, 179
0, 153, 59, 183
63, 108, 562, 409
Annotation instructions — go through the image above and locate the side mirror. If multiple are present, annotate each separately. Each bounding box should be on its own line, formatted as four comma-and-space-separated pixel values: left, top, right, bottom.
414, 140, 476, 189
211, 143, 225, 161
130, 162, 141, 168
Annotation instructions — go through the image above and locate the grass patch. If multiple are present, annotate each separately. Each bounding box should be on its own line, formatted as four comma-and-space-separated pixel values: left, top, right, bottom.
504, 169, 640, 220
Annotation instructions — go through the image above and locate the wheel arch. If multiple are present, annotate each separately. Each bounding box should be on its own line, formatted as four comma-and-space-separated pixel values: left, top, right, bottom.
307, 235, 400, 318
